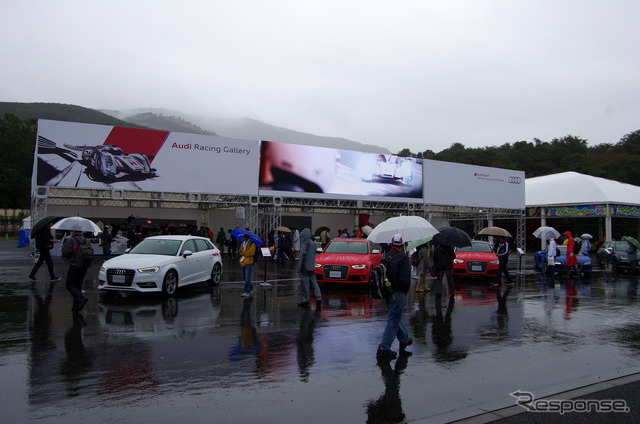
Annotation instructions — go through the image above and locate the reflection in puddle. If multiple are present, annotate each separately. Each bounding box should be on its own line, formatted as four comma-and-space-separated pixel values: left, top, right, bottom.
5, 271, 640, 421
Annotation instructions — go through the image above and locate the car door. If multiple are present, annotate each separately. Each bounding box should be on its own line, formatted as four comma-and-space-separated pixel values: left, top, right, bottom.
178, 239, 201, 285
193, 238, 216, 281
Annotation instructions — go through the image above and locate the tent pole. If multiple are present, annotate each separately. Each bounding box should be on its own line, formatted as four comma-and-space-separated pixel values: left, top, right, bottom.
540, 209, 547, 250
605, 204, 612, 242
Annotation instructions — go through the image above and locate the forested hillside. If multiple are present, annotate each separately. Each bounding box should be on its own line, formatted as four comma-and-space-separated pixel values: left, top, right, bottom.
1, 102, 639, 209
398, 130, 640, 183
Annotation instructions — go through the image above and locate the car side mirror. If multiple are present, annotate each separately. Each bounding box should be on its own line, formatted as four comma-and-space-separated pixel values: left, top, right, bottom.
182, 250, 193, 258
316, 247, 323, 253
372, 249, 380, 254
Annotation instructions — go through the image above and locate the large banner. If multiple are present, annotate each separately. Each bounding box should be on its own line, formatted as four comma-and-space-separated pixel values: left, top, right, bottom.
258, 141, 423, 200
34, 120, 259, 195
423, 160, 525, 209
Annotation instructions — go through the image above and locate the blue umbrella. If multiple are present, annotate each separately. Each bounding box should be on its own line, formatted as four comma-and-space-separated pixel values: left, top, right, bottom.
230, 228, 263, 247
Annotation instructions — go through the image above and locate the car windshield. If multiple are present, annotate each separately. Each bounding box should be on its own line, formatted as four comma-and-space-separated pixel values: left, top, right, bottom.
457, 242, 493, 253
325, 241, 368, 254
129, 239, 182, 256
613, 242, 630, 252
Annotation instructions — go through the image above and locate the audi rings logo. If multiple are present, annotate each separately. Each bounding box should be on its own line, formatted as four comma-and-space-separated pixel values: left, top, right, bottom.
508, 176, 522, 184
114, 269, 126, 274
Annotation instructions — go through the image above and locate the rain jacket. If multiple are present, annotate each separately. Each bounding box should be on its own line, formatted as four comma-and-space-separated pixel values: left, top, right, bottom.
298, 228, 316, 272
239, 240, 256, 266
433, 244, 455, 271
384, 245, 411, 293
563, 231, 578, 267
416, 245, 432, 275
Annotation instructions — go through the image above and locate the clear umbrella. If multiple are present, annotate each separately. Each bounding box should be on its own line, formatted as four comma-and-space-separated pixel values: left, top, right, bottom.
367, 216, 439, 243
51, 216, 102, 236
532, 226, 561, 240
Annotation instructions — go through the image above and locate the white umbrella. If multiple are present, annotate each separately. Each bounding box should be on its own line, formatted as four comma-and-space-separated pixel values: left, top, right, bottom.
532, 226, 561, 240
361, 225, 373, 236
367, 216, 439, 243
52, 216, 102, 236
580, 233, 593, 240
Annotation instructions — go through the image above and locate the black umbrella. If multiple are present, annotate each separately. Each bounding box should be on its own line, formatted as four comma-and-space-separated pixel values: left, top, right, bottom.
432, 226, 472, 248
30, 216, 59, 238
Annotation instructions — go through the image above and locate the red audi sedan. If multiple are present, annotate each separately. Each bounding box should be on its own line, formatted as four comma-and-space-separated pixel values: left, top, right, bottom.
452, 240, 499, 278
315, 238, 383, 285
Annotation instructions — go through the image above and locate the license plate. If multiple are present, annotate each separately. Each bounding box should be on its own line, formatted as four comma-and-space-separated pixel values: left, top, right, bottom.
471, 266, 482, 271
112, 275, 125, 283
329, 271, 342, 278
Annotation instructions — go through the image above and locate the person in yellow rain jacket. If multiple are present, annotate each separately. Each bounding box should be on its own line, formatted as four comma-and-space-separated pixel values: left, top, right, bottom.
239, 234, 256, 297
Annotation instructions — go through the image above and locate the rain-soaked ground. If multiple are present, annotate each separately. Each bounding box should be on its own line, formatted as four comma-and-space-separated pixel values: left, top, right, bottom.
1, 241, 639, 423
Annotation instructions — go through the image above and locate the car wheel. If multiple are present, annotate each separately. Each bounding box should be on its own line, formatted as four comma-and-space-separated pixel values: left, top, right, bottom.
162, 270, 178, 296
209, 263, 222, 286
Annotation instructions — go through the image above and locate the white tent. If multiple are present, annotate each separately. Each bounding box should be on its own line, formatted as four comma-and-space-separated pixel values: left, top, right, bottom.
526, 171, 640, 206
526, 171, 640, 247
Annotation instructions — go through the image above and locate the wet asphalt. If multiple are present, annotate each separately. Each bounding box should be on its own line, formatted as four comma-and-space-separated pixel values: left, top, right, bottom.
1, 241, 639, 424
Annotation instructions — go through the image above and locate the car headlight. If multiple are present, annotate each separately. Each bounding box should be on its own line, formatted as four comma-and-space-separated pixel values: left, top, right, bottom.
100, 264, 106, 272
315, 263, 321, 268
490, 260, 499, 265
351, 264, 366, 269
138, 266, 160, 274
620, 255, 628, 260
453, 259, 464, 264
584, 261, 591, 265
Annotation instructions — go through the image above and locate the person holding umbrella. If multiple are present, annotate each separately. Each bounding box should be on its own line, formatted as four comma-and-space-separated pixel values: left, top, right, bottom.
61, 226, 92, 311
432, 242, 456, 298
238, 233, 257, 297
546, 234, 558, 276
28, 221, 61, 282
494, 236, 514, 286
376, 233, 413, 360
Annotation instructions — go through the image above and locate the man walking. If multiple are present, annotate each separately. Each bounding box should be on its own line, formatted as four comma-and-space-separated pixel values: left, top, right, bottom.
494, 236, 514, 285
377, 234, 413, 360
28, 221, 61, 281
61, 226, 92, 311
239, 234, 256, 297
297, 228, 322, 309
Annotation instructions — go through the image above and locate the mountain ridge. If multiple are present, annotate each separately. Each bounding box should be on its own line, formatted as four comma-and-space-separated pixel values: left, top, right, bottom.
102, 107, 392, 154
0, 102, 392, 153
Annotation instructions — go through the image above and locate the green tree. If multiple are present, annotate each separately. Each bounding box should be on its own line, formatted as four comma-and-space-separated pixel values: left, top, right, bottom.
0, 113, 36, 208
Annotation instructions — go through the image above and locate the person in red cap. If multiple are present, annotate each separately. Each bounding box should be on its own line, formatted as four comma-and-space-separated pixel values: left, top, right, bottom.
377, 233, 413, 360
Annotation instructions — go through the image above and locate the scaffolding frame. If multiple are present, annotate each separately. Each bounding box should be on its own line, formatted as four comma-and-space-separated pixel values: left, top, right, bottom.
31, 187, 525, 248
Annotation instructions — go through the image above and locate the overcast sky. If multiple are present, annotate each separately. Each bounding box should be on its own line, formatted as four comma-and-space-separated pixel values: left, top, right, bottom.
2, 0, 639, 153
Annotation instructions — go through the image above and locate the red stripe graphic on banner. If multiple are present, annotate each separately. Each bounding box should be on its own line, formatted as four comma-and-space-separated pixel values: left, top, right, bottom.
103, 127, 169, 162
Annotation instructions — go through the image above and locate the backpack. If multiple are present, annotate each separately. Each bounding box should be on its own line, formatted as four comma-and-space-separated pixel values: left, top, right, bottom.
67, 235, 94, 268
370, 262, 393, 299
410, 250, 420, 267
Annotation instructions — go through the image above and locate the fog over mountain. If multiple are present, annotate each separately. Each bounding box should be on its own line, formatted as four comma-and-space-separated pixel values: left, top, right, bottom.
102, 108, 392, 154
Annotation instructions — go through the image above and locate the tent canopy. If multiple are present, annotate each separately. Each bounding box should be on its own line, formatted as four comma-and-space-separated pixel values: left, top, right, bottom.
526, 171, 640, 207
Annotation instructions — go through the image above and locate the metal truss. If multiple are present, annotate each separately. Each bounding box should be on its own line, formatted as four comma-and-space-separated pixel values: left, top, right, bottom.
32, 187, 524, 239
